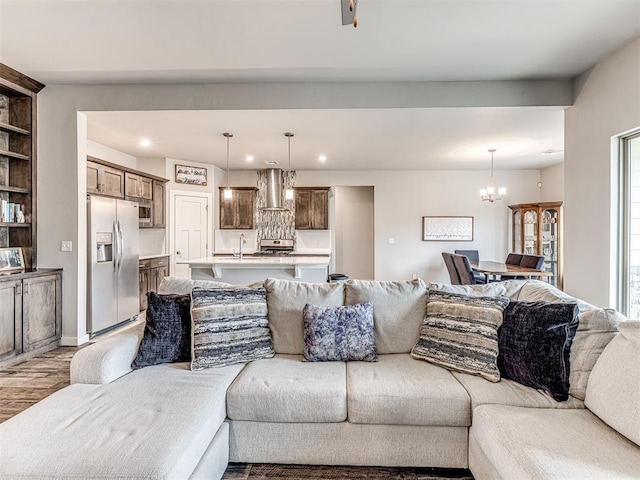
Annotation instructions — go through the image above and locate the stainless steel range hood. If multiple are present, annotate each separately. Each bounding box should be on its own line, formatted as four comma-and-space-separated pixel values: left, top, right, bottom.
262, 168, 288, 211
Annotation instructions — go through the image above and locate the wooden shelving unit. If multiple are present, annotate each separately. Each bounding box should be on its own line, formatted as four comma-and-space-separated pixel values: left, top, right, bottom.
0, 64, 45, 269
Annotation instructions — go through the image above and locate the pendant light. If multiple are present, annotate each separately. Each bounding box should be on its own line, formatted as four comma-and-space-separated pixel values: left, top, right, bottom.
223, 132, 233, 200
480, 148, 506, 202
285, 132, 294, 200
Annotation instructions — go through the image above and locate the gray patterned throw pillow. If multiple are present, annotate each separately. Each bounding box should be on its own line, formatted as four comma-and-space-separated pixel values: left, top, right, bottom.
303, 302, 377, 362
190, 287, 274, 370
411, 290, 510, 382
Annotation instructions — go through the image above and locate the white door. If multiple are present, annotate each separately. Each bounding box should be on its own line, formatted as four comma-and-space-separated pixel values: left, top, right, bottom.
172, 194, 210, 278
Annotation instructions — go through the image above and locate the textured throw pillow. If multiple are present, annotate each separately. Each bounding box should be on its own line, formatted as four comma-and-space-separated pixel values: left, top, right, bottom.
190, 287, 274, 370
411, 290, 510, 382
303, 302, 377, 362
498, 300, 579, 401
131, 292, 192, 369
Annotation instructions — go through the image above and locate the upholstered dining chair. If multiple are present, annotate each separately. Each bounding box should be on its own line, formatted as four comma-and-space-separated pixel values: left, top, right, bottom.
455, 249, 486, 283
501, 253, 525, 280
520, 254, 545, 270
452, 253, 484, 285
442, 252, 461, 285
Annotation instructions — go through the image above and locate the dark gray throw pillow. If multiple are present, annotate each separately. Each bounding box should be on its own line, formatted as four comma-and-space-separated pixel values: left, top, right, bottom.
131, 292, 191, 369
498, 300, 579, 401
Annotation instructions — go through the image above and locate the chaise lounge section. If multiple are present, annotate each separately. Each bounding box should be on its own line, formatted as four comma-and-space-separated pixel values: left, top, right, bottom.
0, 277, 638, 479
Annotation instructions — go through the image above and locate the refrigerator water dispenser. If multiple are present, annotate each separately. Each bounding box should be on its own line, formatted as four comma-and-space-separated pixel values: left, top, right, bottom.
96, 232, 113, 263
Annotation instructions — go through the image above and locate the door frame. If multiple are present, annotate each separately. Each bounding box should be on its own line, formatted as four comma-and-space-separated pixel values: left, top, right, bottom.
169, 190, 213, 278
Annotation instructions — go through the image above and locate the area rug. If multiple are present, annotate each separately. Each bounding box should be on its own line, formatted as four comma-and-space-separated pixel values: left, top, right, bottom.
222, 463, 474, 480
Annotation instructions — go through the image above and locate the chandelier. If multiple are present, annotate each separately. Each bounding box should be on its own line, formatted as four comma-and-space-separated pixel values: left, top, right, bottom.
480, 148, 506, 202
284, 132, 294, 200
223, 132, 233, 200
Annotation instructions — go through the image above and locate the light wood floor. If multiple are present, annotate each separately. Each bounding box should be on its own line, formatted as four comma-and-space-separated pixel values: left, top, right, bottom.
0, 347, 473, 480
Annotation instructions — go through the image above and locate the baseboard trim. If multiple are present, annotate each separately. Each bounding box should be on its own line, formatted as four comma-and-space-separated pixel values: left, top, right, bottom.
60, 335, 91, 347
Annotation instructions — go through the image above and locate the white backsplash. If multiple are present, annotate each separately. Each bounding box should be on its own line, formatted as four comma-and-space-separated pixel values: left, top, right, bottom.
295, 230, 332, 254
214, 229, 258, 254
139, 229, 167, 257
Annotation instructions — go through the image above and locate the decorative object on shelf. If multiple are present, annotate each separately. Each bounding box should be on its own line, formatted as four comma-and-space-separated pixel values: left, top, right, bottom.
480, 148, 506, 202
175, 164, 207, 186
341, 0, 358, 27
422, 216, 474, 242
223, 132, 233, 199
284, 132, 294, 200
0, 247, 25, 272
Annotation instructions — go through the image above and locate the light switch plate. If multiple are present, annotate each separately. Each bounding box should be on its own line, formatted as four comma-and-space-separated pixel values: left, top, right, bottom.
61, 241, 73, 252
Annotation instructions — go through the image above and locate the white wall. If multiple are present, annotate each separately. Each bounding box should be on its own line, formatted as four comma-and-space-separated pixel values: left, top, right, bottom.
37, 80, 565, 344
540, 163, 564, 202
565, 36, 640, 307
86, 140, 136, 168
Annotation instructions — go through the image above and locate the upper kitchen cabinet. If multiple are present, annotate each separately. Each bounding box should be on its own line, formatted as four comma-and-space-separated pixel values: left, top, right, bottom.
0, 63, 45, 269
295, 187, 329, 230
86, 158, 125, 198
219, 187, 257, 229
124, 172, 152, 200
152, 180, 165, 228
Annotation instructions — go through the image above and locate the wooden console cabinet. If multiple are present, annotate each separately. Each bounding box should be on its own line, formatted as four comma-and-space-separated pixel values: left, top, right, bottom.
0, 269, 62, 369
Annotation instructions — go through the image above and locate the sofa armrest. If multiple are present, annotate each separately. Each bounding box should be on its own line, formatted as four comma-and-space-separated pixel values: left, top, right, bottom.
70, 329, 142, 384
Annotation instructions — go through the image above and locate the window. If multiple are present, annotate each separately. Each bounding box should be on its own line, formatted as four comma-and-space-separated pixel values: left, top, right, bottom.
619, 131, 640, 318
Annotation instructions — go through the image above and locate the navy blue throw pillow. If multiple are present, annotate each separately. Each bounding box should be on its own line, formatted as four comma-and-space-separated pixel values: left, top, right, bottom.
498, 300, 579, 401
132, 292, 192, 369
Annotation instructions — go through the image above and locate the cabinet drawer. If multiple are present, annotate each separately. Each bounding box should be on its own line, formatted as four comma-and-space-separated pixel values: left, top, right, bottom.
150, 257, 169, 268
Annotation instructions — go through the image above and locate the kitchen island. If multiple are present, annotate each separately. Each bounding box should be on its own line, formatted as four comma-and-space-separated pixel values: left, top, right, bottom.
182, 255, 331, 284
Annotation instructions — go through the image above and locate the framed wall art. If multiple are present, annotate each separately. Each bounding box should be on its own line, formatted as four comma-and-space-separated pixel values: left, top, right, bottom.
422, 216, 474, 241
0, 247, 25, 273
175, 165, 208, 186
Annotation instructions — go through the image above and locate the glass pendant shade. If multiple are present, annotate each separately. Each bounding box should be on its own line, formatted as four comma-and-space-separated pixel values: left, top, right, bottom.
224, 188, 233, 199
223, 132, 233, 200
285, 188, 294, 200
285, 132, 294, 201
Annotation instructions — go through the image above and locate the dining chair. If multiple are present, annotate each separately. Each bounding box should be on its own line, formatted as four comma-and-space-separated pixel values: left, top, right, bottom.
501, 253, 525, 280
520, 254, 545, 270
452, 253, 484, 285
455, 249, 486, 283
442, 252, 461, 285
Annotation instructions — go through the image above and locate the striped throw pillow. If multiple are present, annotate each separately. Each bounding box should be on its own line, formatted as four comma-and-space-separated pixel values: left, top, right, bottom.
411, 290, 510, 382
190, 287, 274, 370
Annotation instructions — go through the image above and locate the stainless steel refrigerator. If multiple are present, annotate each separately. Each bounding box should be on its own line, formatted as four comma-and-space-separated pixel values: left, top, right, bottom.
88, 196, 140, 335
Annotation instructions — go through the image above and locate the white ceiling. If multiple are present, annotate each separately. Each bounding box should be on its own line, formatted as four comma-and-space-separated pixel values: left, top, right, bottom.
2, 0, 639, 170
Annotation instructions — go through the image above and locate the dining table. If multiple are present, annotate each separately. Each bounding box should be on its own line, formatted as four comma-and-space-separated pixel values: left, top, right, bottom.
471, 260, 553, 284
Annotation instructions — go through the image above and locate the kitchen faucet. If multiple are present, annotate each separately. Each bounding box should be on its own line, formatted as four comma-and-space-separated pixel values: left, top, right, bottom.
238, 234, 246, 260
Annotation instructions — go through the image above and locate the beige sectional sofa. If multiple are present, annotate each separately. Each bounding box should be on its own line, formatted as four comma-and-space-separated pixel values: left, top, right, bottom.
0, 277, 638, 480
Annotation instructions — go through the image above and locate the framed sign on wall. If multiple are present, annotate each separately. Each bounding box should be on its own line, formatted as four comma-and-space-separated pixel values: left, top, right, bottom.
175, 165, 208, 186
422, 216, 474, 241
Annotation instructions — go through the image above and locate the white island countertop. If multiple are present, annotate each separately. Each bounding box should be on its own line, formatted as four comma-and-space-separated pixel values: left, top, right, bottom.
180, 255, 331, 283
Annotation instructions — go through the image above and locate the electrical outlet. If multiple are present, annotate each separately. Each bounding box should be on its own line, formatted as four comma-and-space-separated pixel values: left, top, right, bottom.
61, 241, 73, 252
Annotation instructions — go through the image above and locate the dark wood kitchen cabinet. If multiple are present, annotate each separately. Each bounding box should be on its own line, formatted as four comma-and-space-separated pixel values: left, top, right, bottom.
152, 180, 165, 227
86, 159, 125, 198
219, 187, 257, 229
139, 256, 170, 311
294, 187, 329, 230
125, 172, 152, 200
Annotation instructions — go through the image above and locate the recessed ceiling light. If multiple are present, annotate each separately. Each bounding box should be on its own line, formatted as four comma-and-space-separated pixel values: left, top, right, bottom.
246, 155, 254, 162
140, 138, 151, 148
319, 155, 327, 162
542, 149, 563, 155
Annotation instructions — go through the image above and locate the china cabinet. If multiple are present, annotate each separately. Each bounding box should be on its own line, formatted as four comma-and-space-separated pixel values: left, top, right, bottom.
509, 201, 563, 289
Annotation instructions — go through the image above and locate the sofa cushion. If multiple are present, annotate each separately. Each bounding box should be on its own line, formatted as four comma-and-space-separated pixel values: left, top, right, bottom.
470, 404, 640, 479
0, 362, 244, 479
190, 287, 274, 370
452, 371, 584, 411
158, 275, 263, 294
132, 292, 192, 369
226, 354, 347, 423
516, 279, 594, 311
303, 302, 377, 362
498, 300, 579, 401
345, 278, 427, 354
347, 354, 470, 426
569, 307, 624, 400
585, 321, 640, 446
411, 291, 509, 382
264, 278, 345, 354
